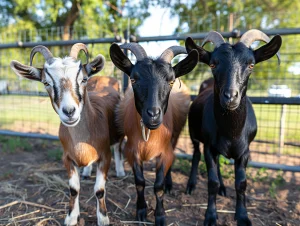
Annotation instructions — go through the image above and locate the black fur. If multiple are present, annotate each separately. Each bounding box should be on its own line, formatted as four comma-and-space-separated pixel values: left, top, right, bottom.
185, 34, 282, 225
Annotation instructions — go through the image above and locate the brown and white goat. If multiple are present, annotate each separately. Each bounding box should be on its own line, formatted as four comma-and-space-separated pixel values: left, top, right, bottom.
110, 43, 198, 225
10, 44, 125, 226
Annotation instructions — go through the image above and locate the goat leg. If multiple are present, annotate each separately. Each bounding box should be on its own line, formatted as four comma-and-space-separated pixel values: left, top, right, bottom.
186, 140, 201, 194
164, 167, 172, 194
81, 165, 92, 180
234, 152, 252, 226
154, 158, 167, 226
133, 161, 147, 225
94, 159, 110, 226
64, 160, 80, 226
217, 156, 226, 196
204, 146, 219, 226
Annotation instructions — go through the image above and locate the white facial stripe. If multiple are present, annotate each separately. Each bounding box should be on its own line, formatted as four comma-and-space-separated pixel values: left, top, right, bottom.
43, 57, 85, 127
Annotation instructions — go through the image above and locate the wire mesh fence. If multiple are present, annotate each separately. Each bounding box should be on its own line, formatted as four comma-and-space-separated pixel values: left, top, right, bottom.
0, 24, 300, 171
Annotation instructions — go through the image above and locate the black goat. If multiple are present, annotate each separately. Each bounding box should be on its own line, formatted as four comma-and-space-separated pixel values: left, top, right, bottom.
185, 30, 282, 226
110, 43, 198, 225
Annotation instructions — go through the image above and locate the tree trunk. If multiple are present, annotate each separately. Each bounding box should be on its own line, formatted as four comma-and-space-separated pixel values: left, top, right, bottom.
62, 0, 83, 40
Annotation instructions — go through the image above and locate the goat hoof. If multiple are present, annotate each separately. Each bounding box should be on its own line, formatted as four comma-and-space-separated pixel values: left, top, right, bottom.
237, 217, 252, 226
155, 215, 166, 226
235, 214, 252, 226
185, 183, 196, 195
136, 207, 147, 223
164, 184, 172, 194
204, 210, 217, 226
81, 175, 91, 180
218, 185, 227, 196
116, 170, 126, 177
64, 214, 79, 226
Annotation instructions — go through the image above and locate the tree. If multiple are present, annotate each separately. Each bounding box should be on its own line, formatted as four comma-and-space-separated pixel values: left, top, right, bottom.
161, 0, 300, 92
0, 0, 151, 40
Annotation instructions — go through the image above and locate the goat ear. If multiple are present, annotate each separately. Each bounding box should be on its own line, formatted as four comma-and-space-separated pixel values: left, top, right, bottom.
173, 49, 199, 78
85, 54, 105, 76
185, 37, 211, 65
10, 60, 42, 81
109, 43, 133, 76
254, 35, 282, 64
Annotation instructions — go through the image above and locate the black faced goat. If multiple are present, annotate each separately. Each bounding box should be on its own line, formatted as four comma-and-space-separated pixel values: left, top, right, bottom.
110, 43, 198, 226
185, 30, 282, 226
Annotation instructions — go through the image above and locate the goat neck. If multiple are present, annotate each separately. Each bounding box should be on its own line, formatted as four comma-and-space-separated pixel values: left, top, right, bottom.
213, 88, 247, 138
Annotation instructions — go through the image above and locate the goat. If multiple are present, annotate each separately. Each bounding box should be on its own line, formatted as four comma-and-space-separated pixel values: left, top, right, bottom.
10, 44, 125, 226
186, 77, 227, 197
185, 30, 282, 226
110, 43, 198, 225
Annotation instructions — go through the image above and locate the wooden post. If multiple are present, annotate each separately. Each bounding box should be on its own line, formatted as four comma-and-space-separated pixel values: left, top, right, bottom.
278, 104, 286, 156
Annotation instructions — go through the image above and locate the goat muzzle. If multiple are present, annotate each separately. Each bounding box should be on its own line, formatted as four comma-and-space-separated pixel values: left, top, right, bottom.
140, 119, 150, 142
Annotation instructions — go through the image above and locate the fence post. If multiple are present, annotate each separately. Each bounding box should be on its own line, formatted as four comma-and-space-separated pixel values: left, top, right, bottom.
278, 104, 286, 156
122, 28, 129, 93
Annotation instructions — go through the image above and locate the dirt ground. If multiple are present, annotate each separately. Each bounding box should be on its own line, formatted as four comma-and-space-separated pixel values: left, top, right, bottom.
0, 137, 300, 226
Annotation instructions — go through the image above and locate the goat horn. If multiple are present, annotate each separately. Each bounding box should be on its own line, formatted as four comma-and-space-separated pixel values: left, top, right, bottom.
239, 29, 271, 47
70, 43, 89, 63
201, 31, 225, 48
159, 46, 187, 63
240, 29, 280, 63
119, 43, 147, 61
30, 45, 54, 66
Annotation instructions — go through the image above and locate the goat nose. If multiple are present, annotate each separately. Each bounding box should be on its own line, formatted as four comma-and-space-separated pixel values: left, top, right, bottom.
63, 107, 76, 118
224, 89, 238, 100
147, 107, 161, 118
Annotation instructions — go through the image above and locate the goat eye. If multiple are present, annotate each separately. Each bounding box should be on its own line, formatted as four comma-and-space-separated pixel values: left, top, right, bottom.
43, 81, 50, 86
169, 80, 175, 87
249, 63, 254, 69
209, 64, 216, 69
130, 79, 136, 84
82, 77, 88, 83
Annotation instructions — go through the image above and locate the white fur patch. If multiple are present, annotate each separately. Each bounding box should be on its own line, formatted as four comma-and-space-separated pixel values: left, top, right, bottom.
64, 195, 80, 226
69, 167, 80, 191
94, 167, 106, 193
113, 144, 125, 177
94, 167, 109, 225
65, 167, 80, 225
96, 211, 109, 226
44, 57, 84, 127
82, 164, 93, 177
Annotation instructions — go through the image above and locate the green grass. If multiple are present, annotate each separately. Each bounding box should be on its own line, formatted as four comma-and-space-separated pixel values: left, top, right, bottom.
0, 95, 60, 134
0, 136, 31, 153
47, 149, 63, 161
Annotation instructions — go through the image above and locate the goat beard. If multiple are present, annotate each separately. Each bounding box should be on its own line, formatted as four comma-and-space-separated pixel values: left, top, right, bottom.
140, 119, 151, 141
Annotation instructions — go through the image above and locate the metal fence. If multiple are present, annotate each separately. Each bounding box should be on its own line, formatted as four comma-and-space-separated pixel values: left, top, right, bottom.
0, 26, 300, 172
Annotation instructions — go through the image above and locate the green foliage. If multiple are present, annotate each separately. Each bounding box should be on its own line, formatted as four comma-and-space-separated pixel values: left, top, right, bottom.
269, 170, 285, 199
163, 0, 300, 90
0, 0, 151, 38
252, 167, 269, 182
173, 158, 191, 175
47, 148, 63, 161
0, 136, 31, 153
0, 170, 13, 180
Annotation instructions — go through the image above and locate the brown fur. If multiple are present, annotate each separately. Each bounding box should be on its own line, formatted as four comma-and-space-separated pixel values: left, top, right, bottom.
116, 79, 190, 174
59, 76, 120, 174
199, 77, 214, 94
